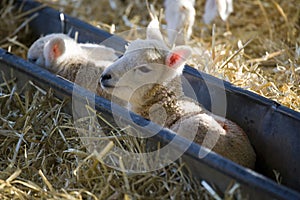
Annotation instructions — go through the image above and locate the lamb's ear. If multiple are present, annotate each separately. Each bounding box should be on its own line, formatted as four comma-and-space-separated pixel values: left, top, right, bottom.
146, 6, 163, 41
165, 46, 192, 70
44, 37, 65, 64
146, 20, 163, 41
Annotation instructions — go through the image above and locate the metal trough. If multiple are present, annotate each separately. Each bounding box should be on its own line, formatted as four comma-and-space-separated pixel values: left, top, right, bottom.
0, 0, 299, 199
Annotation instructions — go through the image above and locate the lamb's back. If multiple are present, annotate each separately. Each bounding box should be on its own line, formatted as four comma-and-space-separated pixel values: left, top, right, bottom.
171, 99, 256, 168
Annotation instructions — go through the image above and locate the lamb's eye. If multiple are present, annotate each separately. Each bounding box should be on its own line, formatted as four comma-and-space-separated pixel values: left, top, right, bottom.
137, 65, 152, 73
28, 57, 38, 63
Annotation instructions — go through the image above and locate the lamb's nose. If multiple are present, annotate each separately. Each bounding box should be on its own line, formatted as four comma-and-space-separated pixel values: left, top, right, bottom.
100, 73, 113, 88
101, 74, 112, 81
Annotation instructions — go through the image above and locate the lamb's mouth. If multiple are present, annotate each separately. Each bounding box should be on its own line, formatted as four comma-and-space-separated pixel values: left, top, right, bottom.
100, 78, 114, 89
100, 82, 115, 90
100, 80, 128, 91
100, 83, 128, 92
101, 83, 115, 89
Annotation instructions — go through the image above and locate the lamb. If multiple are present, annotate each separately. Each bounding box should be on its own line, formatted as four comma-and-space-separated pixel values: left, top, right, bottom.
164, 0, 233, 44
100, 21, 256, 168
164, 0, 195, 45
28, 34, 115, 101
27, 33, 117, 69
203, 0, 233, 24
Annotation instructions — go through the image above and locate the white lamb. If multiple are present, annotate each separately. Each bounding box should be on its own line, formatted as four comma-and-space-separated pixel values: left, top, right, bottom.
28, 35, 113, 100
164, 0, 234, 44
100, 21, 256, 168
164, 0, 195, 45
27, 33, 117, 69
27, 33, 119, 98
203, 0, 233, 24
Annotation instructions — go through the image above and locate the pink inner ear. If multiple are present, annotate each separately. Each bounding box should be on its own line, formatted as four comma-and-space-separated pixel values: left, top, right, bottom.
167, 53, 181, 67
52, 43, 62, 59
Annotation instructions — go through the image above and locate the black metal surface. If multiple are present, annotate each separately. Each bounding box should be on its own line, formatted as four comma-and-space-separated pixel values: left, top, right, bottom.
2, 0, 299, 199
183, 67, 300, 192
19, 0, 127, 54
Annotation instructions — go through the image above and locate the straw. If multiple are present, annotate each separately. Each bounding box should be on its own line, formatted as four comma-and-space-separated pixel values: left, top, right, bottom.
1, 0, 298, 199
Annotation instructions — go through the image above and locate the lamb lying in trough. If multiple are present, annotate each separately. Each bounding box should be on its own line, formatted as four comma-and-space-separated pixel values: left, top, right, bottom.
100, 26, 256, 168
27, 34, 117, 98
27, 33, 117, 68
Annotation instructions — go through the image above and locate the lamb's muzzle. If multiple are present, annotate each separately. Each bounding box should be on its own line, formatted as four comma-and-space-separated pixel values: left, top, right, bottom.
100, 73, 113, 88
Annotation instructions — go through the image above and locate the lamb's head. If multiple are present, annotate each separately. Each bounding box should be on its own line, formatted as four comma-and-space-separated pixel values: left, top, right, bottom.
100, 38, 191, 105
43, 36, 85, 73
27, 33, 118, 68
27, 33, 71, 67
